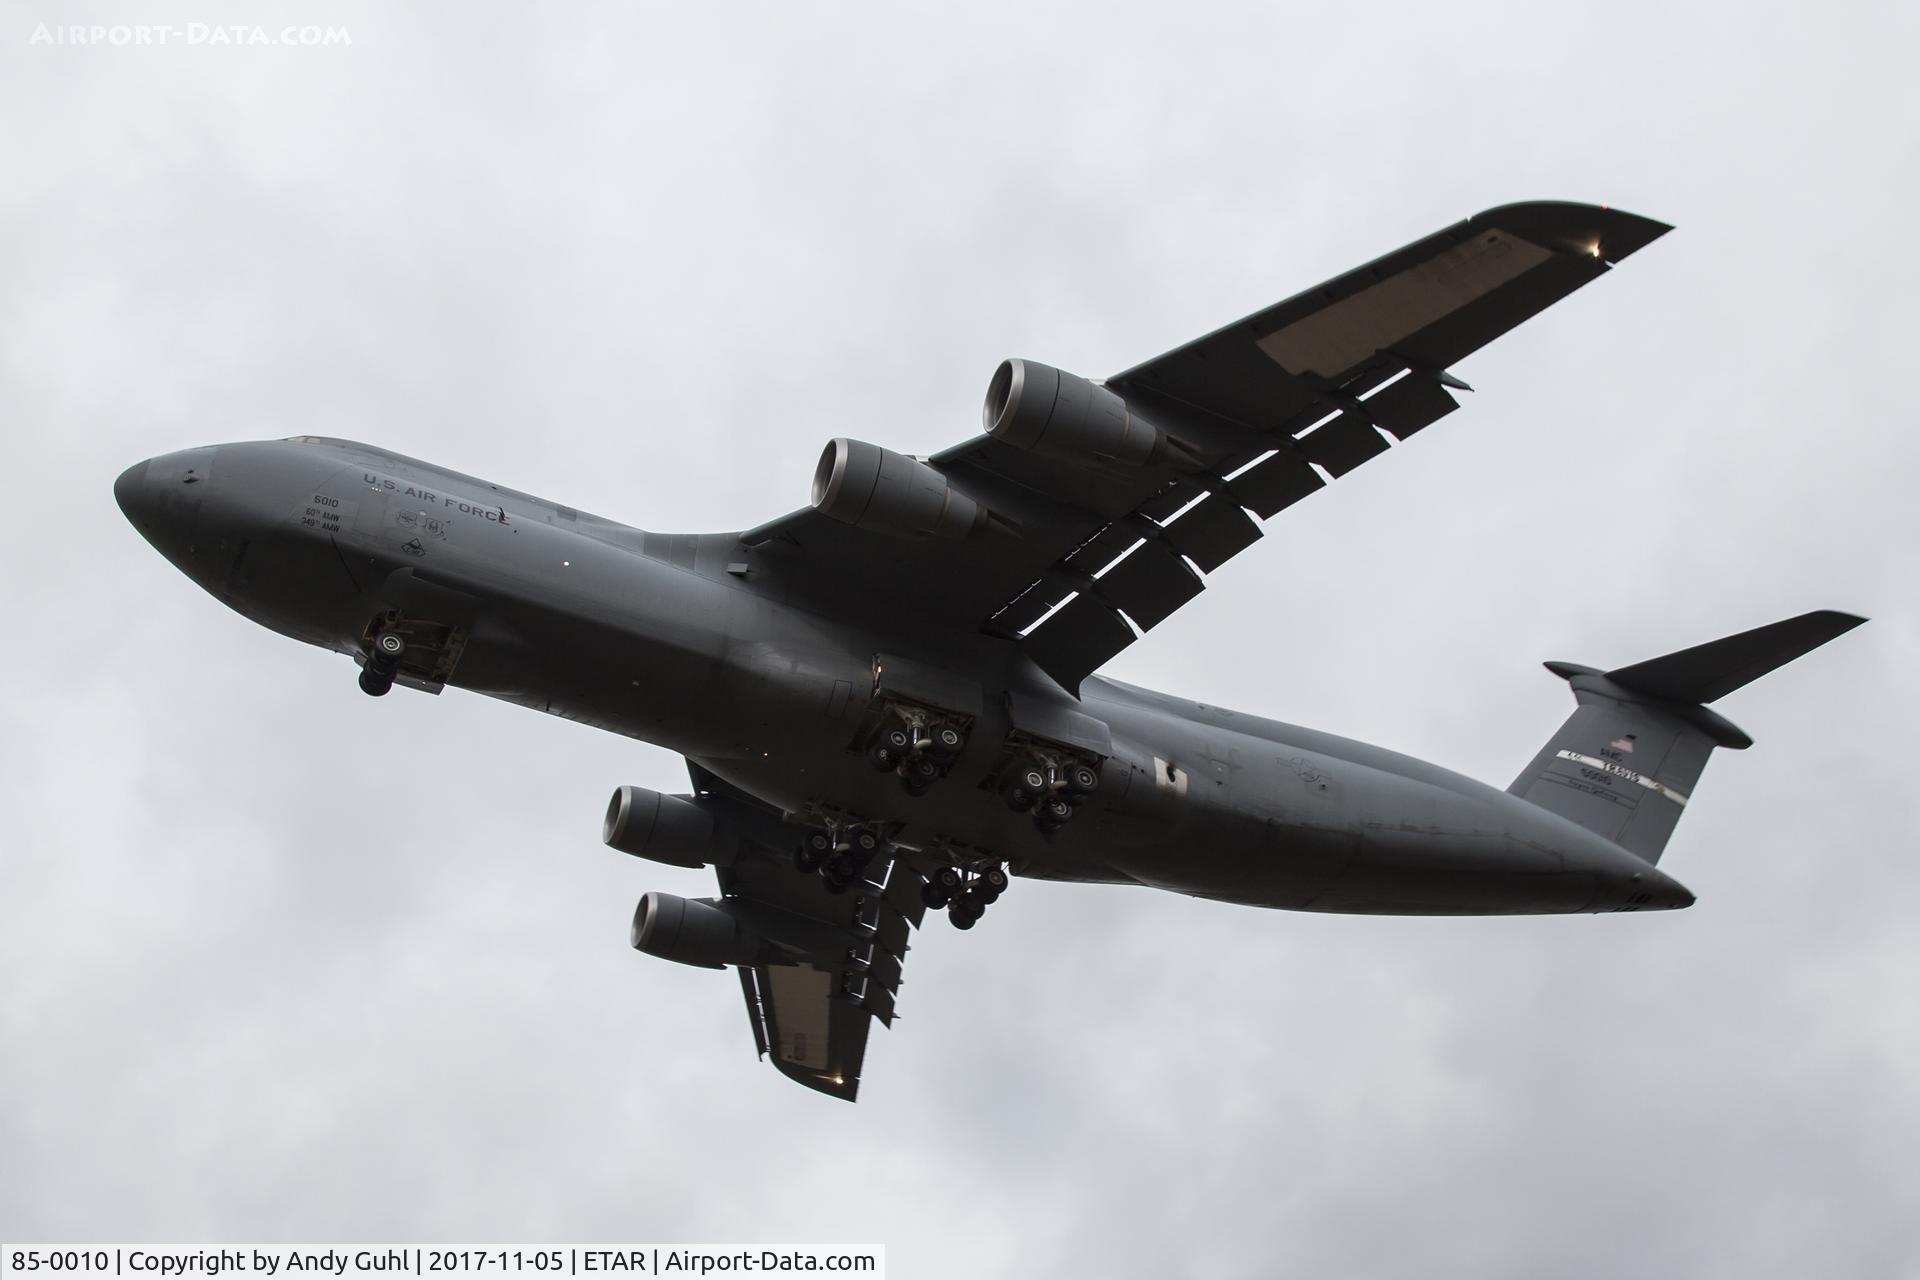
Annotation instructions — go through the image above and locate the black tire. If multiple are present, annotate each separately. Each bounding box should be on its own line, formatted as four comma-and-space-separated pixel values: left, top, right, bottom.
804, 831, 835, 857
851, 830, 881, 859
930, 724, 965, 756
906, 755, 941, 785
1064, 763, 1100, 795
357, 667, 392, 697
1040, 795, 1074, 825
824, 871, 853, 895
880, 725, 913, 753
982, 866, 1010, 894
794, 844, 823, 874
949, 906, 977, 930
867, 742, 898, 772
933, 867, 962, 893
921, 884, 950, 911
1017, 765, 1048, 793
1004, 787, 1036, 812
902, 778, 931, 798
826, 852, 857, 881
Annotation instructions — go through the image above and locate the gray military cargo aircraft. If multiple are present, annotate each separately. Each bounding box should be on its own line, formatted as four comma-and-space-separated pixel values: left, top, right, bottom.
117, 202, 1863, 1100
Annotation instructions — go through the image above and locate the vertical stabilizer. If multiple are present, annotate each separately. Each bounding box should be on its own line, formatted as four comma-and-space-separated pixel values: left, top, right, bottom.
1508, 611, 1864, 864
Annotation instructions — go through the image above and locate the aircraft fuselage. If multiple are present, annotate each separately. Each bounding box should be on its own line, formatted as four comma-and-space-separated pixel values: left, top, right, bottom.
115, 437, 1693, 916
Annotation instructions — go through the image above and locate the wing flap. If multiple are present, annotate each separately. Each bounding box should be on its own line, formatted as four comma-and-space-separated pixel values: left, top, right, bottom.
1161, 493, 1263, 573
1095, 539, 1205, 630
1362, 372, 1460, 439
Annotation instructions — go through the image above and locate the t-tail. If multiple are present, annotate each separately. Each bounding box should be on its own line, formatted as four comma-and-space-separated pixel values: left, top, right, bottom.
1509, 610, 1866, 866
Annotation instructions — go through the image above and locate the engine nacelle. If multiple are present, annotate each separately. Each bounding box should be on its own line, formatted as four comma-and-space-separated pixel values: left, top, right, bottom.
602, 785, 738, 868
811, 437, 986, 540
984, 358, 1177, 467
630, 892, 764, 969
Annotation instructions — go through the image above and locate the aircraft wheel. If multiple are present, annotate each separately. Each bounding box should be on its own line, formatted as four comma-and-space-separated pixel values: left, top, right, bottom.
920, 882, 950, 910
823, 868, 855, 895
879, 724, 913, 755
866, 742, 898, 772
932, 867, 962, 894
849, 830, 882, 865
1063, 763, 1100, 797
981, 866, 1010, 895
949, 904, 979, 930
1038, 795, 1074, 826
928, 724, 966, 758
358, 667, 393, 697
1004, 788, 1036, 812
906, 755, 941, 785
372, 631, 407, 664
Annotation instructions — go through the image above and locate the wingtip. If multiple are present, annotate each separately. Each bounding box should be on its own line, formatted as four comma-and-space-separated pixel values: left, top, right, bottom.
772, 1056, 860, 1102
1476, 200, 1672, 262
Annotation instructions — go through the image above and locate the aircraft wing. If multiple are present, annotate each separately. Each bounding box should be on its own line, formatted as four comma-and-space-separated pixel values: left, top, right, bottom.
693, 768, 928, 1101
741, 201, 1669, 692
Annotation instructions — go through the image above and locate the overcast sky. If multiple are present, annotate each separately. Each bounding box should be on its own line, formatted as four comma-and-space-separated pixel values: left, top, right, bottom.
3, 2, 1916, 1275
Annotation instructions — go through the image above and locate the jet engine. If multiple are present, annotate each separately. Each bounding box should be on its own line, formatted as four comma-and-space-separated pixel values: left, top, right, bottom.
630, 892, 765, 969
983, 358, 1185, 467
811, 437, 987, 540
602, 785, 738, 868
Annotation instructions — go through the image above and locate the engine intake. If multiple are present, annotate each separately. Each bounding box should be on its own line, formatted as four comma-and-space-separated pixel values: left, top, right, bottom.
603, 785, 738, 868
630, 892, 764, 969
984, 358, 1182, 467
811, 438, 987, 540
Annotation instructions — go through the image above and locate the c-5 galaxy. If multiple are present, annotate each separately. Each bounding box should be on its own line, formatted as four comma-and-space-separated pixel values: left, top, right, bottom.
118, 202, 1863, 1100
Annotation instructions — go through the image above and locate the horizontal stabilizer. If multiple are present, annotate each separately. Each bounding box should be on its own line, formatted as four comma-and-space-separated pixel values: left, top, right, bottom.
1604, 610, 1866, 705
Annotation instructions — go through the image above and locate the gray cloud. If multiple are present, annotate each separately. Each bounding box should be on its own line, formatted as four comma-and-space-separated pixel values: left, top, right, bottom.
2, 1, 1915, 1275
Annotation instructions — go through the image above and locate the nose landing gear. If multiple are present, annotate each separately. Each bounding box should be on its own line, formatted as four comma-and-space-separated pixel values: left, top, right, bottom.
357, 630, 407, 697
355, 614, 465, 698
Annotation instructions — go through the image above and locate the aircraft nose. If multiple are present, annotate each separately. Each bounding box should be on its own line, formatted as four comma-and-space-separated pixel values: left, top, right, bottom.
114, 459, 153, 527
116, 446, 218, 567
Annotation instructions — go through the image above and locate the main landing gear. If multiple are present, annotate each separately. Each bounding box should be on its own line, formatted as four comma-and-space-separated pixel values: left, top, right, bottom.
358, 630, 407, 697
793, 824, 893, 895
921, 863, 1009, 929
865, 715, 967, 798
1001, 756, 1099, 835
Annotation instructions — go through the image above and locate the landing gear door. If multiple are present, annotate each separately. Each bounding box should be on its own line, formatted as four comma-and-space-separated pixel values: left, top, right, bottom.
1004, 690, 1112, 759
871, 653, 985, 720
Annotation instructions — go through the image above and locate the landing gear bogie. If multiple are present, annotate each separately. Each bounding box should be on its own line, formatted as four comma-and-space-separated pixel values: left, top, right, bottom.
931, 863, 1009, 928
794, 822, 892, 894
859, 706, 971, 798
